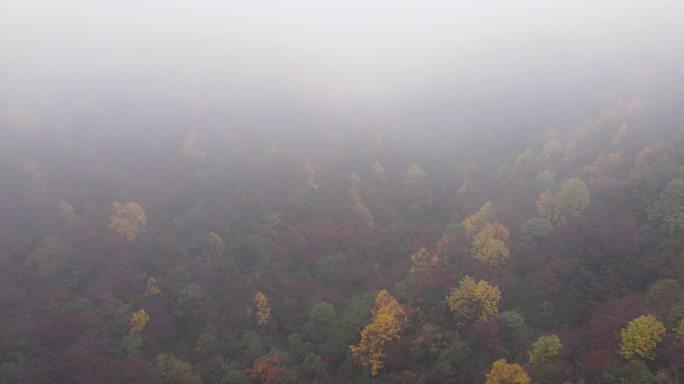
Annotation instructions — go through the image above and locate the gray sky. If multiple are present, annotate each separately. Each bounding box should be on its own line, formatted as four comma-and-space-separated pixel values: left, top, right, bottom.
2, 1, 683, 104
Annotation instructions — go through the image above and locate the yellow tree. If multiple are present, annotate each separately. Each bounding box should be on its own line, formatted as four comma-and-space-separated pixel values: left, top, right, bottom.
109, 201, 147, 240
303, 161, 319, 190
409, 246, 437, 275
146, 277, 161, 296
485, 359, 531, 384
620, 314, 665, 360
462, 201, 494, 237
471, 223, 510, 267
371, 161, 386, 183
207, 232, 225, 261
181, 130, 205, 163
350, 289, 408, 376
348, 172, 375, 230
446, 276, 501, 326
179, 283, 203, 305
254, 291, 271, 326
130, 308, 150, 335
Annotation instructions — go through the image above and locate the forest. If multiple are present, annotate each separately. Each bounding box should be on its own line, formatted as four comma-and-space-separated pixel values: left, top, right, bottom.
2, 67, 684, 383
2, 2, 684, 383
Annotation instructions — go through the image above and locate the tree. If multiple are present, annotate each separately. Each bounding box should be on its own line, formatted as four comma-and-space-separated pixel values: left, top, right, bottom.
348, 172, 375, 230
22, 159, 49, 199
248, 352, 295, 384
646, 178, 684, 234
146, 277, 161, 296
520, 218, 554, 242
57, 199, 75, 220
535, 169, 556, 190
109, 201, 147, 240
254, 292, 270, 326
515, 148, 536, 166
181, 130, 205, 163
409, 246, 438, 275
402, 163, 432, 208
537, 178, 590, 223
540, 139, 562, 160
305, 301, 336, 342
194, 326, 218, 356
219, 362, 248, 384
471, 223, 510, 267
350, 289, 408, 376
241, 331, 263, 364
156, 353, 203, 384
437, 338, 475, 380
619, 314, 665, 360
371, 161, 386, 183
303, 161, 319, 190
529, 334, 562, 364
675, 319, 684, 342
485, 359, 531, 384
208, 231, 225, 261
462, 201, 494, 237
121, 334, 142, 357
303, 352, 326, 378
179, 283, 203, 305
26, 235, 70, 278
602, 361, 655, 384
129, 308, 150, 335
446, 276, 501, 326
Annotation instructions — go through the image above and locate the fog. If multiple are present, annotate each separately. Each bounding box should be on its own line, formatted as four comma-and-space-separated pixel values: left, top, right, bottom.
4, 1, 683, 104
2, 3, 684, 383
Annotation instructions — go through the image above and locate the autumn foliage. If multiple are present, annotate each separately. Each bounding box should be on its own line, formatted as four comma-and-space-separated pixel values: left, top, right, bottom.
351, 290, 408, 376
109, 201, 147, 240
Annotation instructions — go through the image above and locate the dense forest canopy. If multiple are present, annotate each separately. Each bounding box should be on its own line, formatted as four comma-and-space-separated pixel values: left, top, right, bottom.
2, 1, 684, 383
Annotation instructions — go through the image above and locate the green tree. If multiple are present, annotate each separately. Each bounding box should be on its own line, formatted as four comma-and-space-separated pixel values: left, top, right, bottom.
520, 218, 554, 242
303, 352, 326, 378
121, 334, 142, 358
241, 331, 263, 365
288, 334, 313, 363
156, 353, 203, 384
537, 178, 590, 223
305, 301, 337, 344
529, 334, 562, 364
437, 338, 474, 380
602, 361, 655, 384
219, 362, 248, 384
647, 178, 684, 234
402, 163, 432, 209
668, 302, 684, 329
26, 236, 71, 278
535, 169, 556, 190
57, 199, 75, 220
675, 318, 684, 342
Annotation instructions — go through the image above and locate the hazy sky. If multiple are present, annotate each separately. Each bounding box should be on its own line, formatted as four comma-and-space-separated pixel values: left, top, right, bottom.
2, 1, 684, 105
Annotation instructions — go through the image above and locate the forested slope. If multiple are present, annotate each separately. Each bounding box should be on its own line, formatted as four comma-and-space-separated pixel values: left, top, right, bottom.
1, 71, 684, 383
